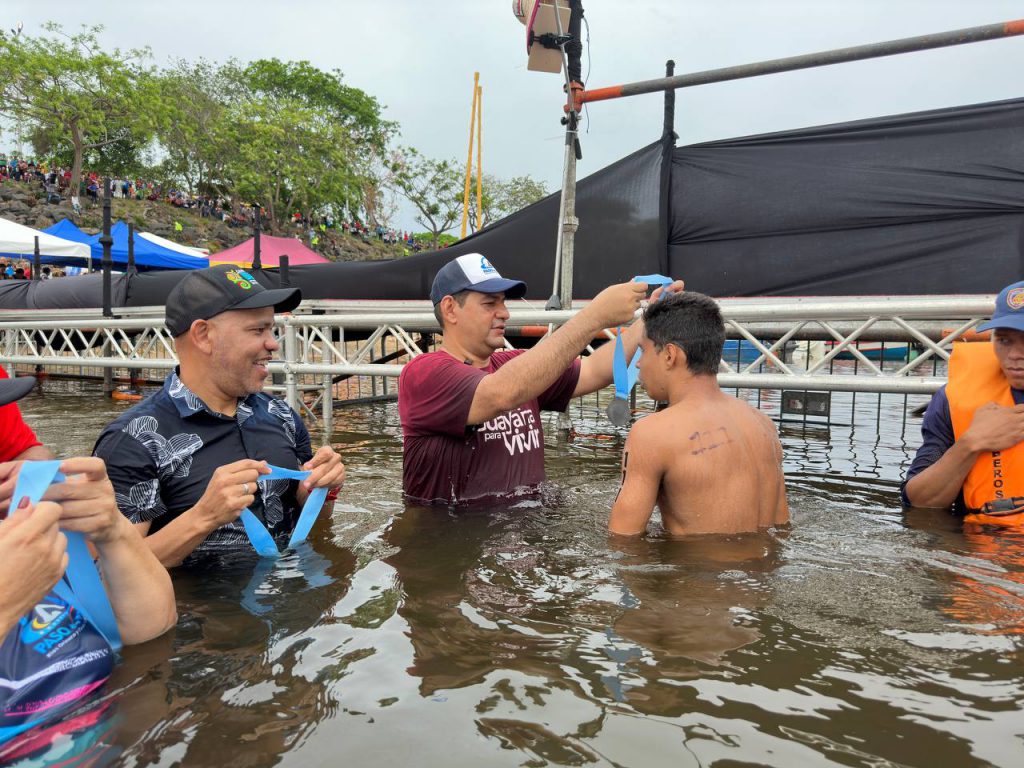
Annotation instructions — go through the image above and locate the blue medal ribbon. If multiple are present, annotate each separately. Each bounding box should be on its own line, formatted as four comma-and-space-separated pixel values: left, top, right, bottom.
611, 274, 674, 404
7, 461, 122, 652
239, 465, 330, 558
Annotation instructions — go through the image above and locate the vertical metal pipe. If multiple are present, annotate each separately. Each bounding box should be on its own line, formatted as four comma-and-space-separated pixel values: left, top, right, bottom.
284, 323, 298, 410
475, 85, 483, 232
557, 127, 579, 309
322, 324, 334, 436
279, 254, 290, 287
461, 72, 480, 239
127, 222, 136, 275
252, 205, 262, 270
100, 179, 113, 318
32, 236, 40, 281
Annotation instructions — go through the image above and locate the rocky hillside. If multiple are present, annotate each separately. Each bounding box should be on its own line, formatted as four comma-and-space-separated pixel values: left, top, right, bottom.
0, 180, 410, 262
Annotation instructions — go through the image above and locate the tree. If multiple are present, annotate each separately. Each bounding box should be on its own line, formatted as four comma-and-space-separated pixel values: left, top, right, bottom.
154, 59, 235, 196
390, 149, 464, 249
226, 98, 363, 230
465, 173, 549, 233
217, 59, 396, 229
0, 23, 161, 196
491, 174, 548, 220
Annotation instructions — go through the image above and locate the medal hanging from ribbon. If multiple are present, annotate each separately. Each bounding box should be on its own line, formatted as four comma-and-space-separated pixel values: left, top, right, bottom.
7, 461, 122, 652
239, 465, 329, 558
607, 274, 674, 427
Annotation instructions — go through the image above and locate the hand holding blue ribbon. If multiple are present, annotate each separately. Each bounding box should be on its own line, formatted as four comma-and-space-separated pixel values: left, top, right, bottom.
7, 461, 122, 651
607, 274, 675, 426
239, 465, 330, 558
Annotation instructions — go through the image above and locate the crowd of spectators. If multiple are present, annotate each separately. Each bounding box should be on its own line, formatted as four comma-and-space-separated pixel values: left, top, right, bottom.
0, 258, 67, 280
1, 153, 430, 255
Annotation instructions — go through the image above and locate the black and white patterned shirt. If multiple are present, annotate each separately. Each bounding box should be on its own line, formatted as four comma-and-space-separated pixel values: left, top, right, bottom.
93, 369, 312, 561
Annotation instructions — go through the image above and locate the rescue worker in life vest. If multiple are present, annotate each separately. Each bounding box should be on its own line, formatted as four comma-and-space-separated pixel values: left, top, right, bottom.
903, 280, 1024, 523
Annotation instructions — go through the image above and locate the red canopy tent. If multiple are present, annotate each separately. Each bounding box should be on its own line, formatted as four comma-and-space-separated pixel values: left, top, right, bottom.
209, 235, 330, 267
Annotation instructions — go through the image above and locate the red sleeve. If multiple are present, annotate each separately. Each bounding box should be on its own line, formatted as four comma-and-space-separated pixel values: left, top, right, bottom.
0, 370, 41, 461
399, 352, 487, 437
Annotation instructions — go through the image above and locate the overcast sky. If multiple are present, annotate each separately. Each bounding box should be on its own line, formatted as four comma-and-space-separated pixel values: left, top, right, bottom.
6, 1, 1024, 231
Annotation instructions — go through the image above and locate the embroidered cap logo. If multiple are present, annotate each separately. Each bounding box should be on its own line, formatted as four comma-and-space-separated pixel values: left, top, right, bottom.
226, 269, 257, 290
1007, 287, 1024, 311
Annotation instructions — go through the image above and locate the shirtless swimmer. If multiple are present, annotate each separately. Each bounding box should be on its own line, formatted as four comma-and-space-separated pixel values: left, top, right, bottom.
608, 292, 789, 536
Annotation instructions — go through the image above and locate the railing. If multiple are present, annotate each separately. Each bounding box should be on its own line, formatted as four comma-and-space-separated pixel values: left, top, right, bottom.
0, 295, 997, 424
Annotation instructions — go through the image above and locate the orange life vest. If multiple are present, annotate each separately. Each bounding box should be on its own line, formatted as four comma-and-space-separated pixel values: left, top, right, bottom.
947, 343, 1024, 525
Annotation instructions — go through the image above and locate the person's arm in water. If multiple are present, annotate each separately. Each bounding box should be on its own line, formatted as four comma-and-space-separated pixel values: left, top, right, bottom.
44, 458, 176, 644
467, 281, 647, 424
0, 499, 66, 638
608, 419, 665, 536
573, 280, 686, 397
905, 402, 1024, 508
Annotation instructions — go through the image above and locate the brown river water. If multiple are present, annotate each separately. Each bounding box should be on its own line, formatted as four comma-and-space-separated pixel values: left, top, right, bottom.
8, 375, 1024, 768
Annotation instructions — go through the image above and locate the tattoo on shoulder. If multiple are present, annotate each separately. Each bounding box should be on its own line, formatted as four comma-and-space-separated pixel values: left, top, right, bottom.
689, 426, 733, 456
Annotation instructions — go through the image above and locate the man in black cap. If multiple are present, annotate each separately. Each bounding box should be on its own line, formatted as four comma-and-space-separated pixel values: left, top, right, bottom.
399, 253, 682, 504
94, 265, 346, 567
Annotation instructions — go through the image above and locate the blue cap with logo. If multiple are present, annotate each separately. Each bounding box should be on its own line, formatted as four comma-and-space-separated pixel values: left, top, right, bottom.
977, 280, 1024, 333
430, 253, 527, 305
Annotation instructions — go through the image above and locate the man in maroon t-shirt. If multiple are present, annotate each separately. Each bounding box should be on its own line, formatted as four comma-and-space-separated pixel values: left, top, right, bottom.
399, 253, 682, 504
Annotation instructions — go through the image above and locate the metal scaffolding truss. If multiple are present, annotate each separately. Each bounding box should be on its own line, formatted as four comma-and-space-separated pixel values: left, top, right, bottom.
0, 295, 997, 418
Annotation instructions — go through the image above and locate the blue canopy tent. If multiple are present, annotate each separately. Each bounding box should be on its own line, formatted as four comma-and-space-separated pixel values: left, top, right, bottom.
41, 219, 207, 270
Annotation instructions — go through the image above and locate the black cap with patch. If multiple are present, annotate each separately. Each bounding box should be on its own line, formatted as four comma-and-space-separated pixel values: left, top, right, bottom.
165, 265, 301, 338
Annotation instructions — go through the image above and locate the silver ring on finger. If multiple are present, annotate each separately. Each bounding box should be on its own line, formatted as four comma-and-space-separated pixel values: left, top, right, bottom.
241, 482, 249, 495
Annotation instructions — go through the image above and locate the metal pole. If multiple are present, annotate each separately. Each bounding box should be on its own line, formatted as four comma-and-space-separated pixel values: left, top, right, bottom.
100, 178, 114, 396
284, 324, 298, 411
461, 72, 480, 239
476, 85, 483, 232
252, 205, 262, 270
100, 179, 113, 318
279, 254, 290, 288
580, 19, 1024, 106
32, 236, 40, 281
322, 324, 333, 436
127, 222, 136, 275
547, 0, 581, 311
658, 59, 676, 275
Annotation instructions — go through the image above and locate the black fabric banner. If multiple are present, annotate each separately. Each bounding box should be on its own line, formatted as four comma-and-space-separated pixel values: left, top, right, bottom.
126, 140, 665, 307
3, 96, 1024, 311
670, 97, 1024, 295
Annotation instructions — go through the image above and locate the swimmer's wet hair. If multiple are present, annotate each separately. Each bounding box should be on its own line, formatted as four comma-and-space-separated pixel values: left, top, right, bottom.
642, 291, 725, 375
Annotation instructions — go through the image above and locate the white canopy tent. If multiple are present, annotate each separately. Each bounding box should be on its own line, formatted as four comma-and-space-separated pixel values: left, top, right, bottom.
139, 231, 210, 258
0, 216, 91, 262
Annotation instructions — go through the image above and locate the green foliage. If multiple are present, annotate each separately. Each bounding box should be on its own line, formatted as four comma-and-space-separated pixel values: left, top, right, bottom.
466, 172, 548, 232
0, 23, 161, 192
389, 148, 464, 250
153, 59, 234, 196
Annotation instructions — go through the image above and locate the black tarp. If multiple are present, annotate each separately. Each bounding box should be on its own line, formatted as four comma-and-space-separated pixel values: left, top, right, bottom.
124, 140, 665, 307
670, 97, 1024, 295
3, 95, 1024, 311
